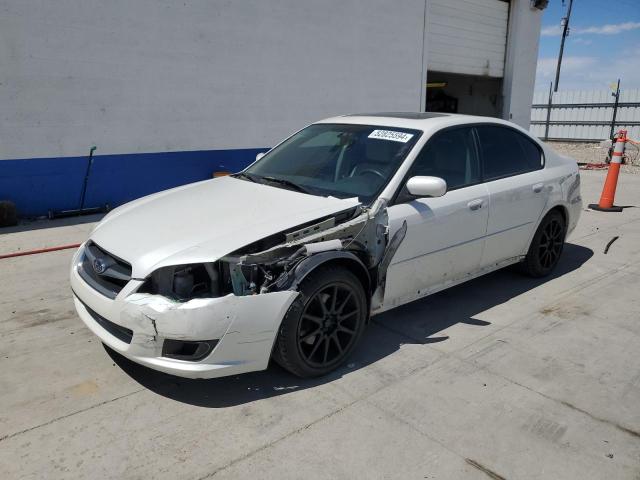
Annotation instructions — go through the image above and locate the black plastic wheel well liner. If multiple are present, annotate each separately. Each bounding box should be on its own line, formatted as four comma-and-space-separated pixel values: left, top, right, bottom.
288, 251, 372, 298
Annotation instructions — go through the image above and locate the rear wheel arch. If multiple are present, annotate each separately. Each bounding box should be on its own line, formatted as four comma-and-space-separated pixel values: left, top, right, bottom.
523, 204, 568, 257
547, 204, 568, 232
522, 208, 566, 277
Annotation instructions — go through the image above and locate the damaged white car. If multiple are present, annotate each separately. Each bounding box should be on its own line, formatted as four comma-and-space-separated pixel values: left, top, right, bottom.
70, 113, 582, 379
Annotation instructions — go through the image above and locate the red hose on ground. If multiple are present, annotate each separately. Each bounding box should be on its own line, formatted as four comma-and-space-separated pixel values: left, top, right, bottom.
578, 162, 609, 170
0, 243, 81, 260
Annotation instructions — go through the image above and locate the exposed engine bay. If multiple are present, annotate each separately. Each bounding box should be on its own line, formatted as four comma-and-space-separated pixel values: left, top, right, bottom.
138, 198, 407, 312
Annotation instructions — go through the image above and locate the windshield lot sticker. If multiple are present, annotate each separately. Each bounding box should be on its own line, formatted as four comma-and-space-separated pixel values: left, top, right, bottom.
368, 130, 414, 143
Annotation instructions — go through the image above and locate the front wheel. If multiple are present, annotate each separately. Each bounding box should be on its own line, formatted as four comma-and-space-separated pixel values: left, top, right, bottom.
522, 210, 566, 277
273, 265, 367, 378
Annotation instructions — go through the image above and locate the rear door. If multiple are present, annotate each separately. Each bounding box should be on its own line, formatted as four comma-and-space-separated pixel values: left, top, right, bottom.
475, 125, 547, 267
383, 126, 489, 309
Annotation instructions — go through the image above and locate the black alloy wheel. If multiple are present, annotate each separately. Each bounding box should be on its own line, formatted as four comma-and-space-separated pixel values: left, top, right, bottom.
274, 266, 367, 377
523, 210, 566, 277
539, 217, 564, 269
297, 283, 360, 367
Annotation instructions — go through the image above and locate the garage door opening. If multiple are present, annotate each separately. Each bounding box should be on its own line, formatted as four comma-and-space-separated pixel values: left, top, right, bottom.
425, 0, 508, 117
426, 71, 503, 117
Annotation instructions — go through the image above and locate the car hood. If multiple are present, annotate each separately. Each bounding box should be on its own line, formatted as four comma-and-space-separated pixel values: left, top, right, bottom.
90, 176, 361, 278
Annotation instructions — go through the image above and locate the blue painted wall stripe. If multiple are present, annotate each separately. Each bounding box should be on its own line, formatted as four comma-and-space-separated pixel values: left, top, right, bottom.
0, 148, 265, 217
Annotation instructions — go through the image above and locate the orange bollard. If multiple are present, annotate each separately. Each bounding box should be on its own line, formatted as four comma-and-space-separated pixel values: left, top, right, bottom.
589, 130, 627, 212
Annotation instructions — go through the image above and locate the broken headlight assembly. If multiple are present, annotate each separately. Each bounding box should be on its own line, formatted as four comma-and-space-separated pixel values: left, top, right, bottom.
138, 263, 228, 301
137, 261, 277, 300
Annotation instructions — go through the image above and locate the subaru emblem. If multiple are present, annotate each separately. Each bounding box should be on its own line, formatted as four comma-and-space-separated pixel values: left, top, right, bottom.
92, 258, 107, 274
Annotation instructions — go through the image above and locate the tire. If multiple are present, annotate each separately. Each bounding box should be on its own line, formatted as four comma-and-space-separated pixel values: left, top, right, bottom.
273, 265, 368, 378
522, 210, 566, 278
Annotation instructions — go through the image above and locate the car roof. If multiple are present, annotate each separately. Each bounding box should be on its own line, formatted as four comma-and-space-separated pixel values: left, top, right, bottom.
346, 112, 451, 120
315, 112, 521, 133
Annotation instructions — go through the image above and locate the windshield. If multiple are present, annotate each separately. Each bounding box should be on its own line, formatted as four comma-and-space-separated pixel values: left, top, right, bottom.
242, 123, 421, 204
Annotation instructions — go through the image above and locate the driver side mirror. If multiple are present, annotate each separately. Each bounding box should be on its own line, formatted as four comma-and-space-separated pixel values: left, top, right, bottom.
406, 176, 447, 198
256, 152, 266, 161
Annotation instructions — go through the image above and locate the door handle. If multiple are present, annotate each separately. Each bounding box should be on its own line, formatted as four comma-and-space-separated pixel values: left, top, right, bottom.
533, 183, 544, 193
467, 199, 484, 211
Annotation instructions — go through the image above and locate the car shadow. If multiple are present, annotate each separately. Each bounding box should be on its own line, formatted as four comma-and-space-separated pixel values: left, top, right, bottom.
106, 242, 593, 408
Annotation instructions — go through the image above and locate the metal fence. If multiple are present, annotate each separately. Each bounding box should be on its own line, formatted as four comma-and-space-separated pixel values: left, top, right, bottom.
530, 86, 640, 142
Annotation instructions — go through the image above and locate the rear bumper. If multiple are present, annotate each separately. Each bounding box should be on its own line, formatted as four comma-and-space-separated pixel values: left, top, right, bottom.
70, 244, 298, 379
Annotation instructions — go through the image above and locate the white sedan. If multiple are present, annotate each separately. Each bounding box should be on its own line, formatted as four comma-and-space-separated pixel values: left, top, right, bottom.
70, 113, 582, 379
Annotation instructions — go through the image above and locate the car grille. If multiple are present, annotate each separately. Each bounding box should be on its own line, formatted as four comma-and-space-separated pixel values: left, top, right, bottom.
78, 241, 132, 299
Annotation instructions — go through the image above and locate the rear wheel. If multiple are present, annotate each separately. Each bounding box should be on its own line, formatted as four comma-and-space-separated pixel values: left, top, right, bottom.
522, 210, 566, 277
274, 265, 367, 378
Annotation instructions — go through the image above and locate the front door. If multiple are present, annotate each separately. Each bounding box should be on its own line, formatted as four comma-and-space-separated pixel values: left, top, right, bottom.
382, 126, 489, 311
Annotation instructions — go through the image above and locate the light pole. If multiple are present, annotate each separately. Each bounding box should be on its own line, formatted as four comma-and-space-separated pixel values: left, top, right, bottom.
554, 0, 574, 92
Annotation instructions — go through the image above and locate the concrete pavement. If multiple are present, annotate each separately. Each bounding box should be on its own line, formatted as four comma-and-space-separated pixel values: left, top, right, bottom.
1, 169, 639, 479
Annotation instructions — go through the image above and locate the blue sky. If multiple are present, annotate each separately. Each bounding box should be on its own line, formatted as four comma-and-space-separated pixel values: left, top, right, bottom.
535, 0, 640, 92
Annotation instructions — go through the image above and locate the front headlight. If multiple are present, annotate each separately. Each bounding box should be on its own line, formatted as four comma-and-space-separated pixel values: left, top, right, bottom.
139, 263, 225, 301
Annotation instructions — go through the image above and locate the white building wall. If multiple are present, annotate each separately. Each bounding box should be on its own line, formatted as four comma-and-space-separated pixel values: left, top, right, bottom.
501, 0, 544, 128
0, 0, 547, 216
0, 0, 427, 160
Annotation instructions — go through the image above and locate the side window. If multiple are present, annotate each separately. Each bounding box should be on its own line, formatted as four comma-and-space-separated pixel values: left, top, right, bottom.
476, 125, 543, 181
405, 126, 480, 192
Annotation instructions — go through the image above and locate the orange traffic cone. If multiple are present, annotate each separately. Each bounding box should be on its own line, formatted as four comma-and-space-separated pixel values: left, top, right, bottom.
589, 130, 627, 212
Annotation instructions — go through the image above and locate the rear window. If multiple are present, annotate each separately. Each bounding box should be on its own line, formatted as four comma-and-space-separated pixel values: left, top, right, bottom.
476, 125, 543, 181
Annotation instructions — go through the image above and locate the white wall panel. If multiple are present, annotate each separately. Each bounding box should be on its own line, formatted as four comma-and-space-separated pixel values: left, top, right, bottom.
0, 0, 427, 159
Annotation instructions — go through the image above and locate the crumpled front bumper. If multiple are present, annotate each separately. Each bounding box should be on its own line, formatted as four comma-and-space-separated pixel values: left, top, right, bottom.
70, 244, 298, 379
